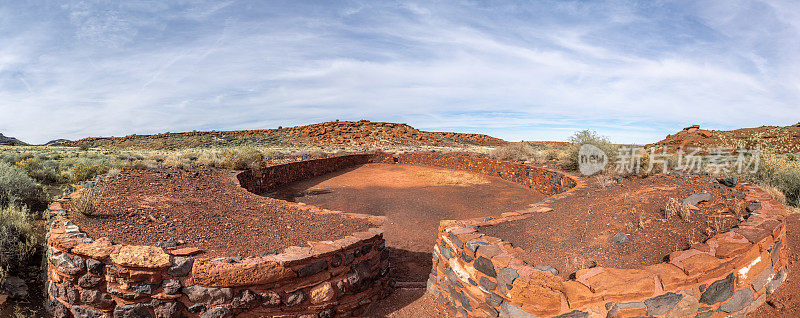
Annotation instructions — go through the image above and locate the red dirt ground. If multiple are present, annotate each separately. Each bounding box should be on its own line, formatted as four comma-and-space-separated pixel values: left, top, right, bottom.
68, 167, 373, 258
269, 163, 548, 283
480, 174, 750, 277
651, 123, 800, 153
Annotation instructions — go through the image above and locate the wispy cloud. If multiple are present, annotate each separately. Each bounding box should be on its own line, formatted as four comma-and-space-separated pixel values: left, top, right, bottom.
1, 1, 798, 144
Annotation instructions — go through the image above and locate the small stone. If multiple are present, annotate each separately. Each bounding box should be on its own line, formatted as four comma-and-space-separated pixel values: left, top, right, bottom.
716, 178, 737, 187
231, 289, 260, 309
746, 202, 762, 213
534, 265, 559, 276
318, 308, 335, 318
187, 304, 206, 313
167, 257, 193, 277
110, 245, 171, 268
162, 279, 181, 295
154, 302, 183, 318
86, 259, 105, 275
58, 281, 80, 304
497, 267, 518, 286
611, 232, 629, 243
683, 193, 712, 206
80, 290, 115, 310
259, 290, 281, 307
499, 302, 535, 317
183, 285, 233, 306
644, 292, 683, 315
479, 276, 497, 291
77, 273, 103, 289
200, 307, 233, 318
465, 241, 490, 253
284, 290, 306, 306
298, 260, 328, 277
719, 288, 754, 313
71, 305, 105, 318
767, 268, 788, 294
309, 282, 336, 304
113, 303, 152, 318
169, 247, 204, 256
474, 256, 496, 277
155, 238, 177, 248
699, 274, 734, 305
553, 310, 589, 318
50, 253, 82, 275
131, 283, 157, 295
440, 245, 454, 259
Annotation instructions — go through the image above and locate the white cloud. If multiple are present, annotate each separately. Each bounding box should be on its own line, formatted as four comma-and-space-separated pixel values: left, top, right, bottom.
0, 1, 798, 144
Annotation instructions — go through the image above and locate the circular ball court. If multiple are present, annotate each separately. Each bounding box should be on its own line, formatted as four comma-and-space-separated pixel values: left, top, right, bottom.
42, 151, 789, 317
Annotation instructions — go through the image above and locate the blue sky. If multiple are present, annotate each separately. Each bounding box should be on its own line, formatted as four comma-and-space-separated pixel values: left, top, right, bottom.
1, 1, 799, 144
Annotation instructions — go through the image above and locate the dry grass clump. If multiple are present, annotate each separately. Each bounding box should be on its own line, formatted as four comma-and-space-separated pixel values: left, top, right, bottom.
70, 186, 105, 217
489, 142, 566, 163
754, 152, 800, 206
0, 204, 39, 286
0, 161, 48, 211
664, 197, 690, 221
219, 148, 264, 170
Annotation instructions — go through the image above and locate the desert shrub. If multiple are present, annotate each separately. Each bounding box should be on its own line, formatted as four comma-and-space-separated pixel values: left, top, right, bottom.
559, 130, 618, 171
219, 148, 264, 170
490, 142, 537, 162
0, 204, 39, 286
70, 186, 104, 217
71, 162, 109, 182
755, 153, 800, 206
0, 162, 48, 211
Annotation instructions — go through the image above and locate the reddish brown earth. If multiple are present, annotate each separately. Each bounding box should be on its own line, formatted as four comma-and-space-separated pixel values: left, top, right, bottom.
751, 212, 800, 317
68, 167, 372, 258
269, 163, 548, 283
480, 174, 750, 277
63, 120, 506, 149
651, 123, 800, 153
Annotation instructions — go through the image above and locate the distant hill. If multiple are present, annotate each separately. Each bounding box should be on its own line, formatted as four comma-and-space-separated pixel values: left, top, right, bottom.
63, 120, 506, 149
0, 133, 28, 146
44, 139, 70, 146
651, 123, 800, 153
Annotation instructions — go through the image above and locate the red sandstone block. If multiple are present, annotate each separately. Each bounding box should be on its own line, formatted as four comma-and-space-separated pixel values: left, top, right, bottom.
575, 267, 655, 301
645, 263, 689, 291
707, 232, 751, 259
735, 250, 771, 289
560, 280, 600, 308
192, 260, 295, 287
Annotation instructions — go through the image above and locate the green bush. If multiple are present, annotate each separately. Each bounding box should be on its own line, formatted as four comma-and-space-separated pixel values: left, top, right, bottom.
0, 204, 39, 286
219, 148, 264, 170
0, 161, 48, 211
559, 130, 618, 171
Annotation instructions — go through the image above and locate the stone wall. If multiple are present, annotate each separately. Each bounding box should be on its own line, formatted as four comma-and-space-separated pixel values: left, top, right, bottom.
427, 182, 789, 317
44, 154, 391, 318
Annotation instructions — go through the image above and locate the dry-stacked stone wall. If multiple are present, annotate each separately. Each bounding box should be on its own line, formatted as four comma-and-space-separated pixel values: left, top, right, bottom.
44, 154, 393, 318
427, 180, 789, 316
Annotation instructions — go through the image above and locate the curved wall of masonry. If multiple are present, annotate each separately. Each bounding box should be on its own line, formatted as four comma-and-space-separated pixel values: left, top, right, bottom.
44, 154, 392, 318
427, 176, 789, 317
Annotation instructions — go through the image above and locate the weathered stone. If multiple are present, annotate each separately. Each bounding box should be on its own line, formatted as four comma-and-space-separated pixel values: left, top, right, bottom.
474, 257, 496, 277
497, 267, 519, 287
346, 260, 374, 292
534, 265, 558, 276
770, 240, 782, 268
200, 307, 232, 318
746, 202, 762, 213
310, 281, 336, 304
752, 264, 775, 291
449, 233, 464, 249
683, 193, 712, 206
318, 308, 336, 318
162, 279, 181, 295
108, 286, 147, 301
284, 290, 306, 306
444, 268, 463, 288
440, 245, 454, 259
699, 274, 734, 305
575, 267, 654, 301
58, 281, 80, 304
76, 273, 102, 289
114, 303, 152, 318
51, 253, 82, 275
110, 245, 171, 268
187, 304, 206, 313
767, 268, 788, 294
644, 292, 683, 315
479, 276, 497, 291
499, 302, 535, 318
608, 302, 646, 317
73, 237, 116, 260
155, 238, 177, 248
330, 253, 343, 267
168, 247, 203, 256
719, 288, 754, 313
192, 259, 293, 287
665, 290, 699, 318
231, 289, 260, 309
298, 260, 329, 277
154, 302, 183, 318
717, 178, 737, 187
81, 289, 116, 310
259, 290, 281, 307
71, 305, 106, 318
465, 241, 490, 253
508, 269, 563, 316
87, 259, 105, 276
553, 310, 589, 318
51, 297, 71, 318
611, 232, 629, 243
167, 257, 193, 277
183, 285, 234, 306
131, 283, 157, 295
